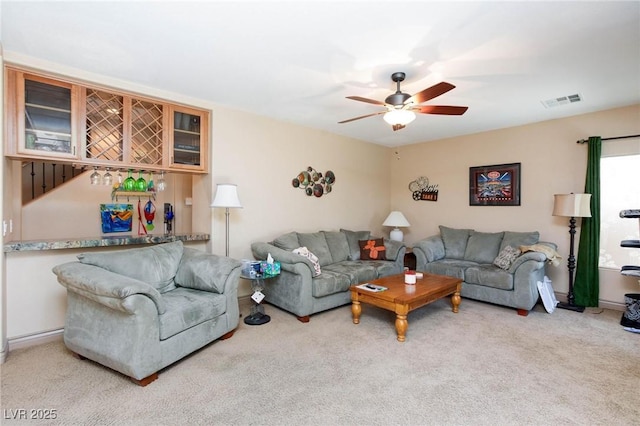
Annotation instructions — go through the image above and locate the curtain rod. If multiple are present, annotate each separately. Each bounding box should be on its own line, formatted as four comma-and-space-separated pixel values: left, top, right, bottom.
576, 134, 640, 144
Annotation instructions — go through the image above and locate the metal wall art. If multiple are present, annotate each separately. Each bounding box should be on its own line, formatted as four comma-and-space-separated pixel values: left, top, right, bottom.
409, 176, 439, 201
292, 166, 335, 197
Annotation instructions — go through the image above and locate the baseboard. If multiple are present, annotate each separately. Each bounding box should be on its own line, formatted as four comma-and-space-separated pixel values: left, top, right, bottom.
7, 329, 64, 352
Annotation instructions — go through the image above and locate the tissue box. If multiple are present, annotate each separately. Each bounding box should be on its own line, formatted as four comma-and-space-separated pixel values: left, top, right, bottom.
260, 261, 281, 277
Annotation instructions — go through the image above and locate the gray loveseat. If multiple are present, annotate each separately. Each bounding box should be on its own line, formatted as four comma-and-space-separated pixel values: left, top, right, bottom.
251, 229, 406, 322
53, 241, 241, 385
413, 226, 557, 316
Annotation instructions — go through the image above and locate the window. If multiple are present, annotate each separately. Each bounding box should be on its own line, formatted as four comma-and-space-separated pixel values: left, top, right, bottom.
599, 138, 640, 269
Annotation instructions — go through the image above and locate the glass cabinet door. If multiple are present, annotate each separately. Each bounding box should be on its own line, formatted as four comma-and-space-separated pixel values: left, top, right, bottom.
20, 76, 76, 158
171, 107, 207, 171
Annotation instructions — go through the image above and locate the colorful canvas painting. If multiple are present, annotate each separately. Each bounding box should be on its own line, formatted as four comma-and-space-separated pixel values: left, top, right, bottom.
100, 203, 133, 233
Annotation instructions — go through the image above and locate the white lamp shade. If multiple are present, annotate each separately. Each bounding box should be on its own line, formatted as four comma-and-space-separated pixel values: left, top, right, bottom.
383, 211, 410, 227
552, 193, 591, 218
211, 184, 242, 208
383, 109, 416, 126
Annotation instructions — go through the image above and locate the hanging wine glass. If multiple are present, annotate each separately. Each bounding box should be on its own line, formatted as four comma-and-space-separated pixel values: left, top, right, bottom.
156, 171, 166, 192
147, 171, 155, 192
90, 167, 101, 185
123, 170, 136, 191
135, 170, 147, 192
117, 170, 124, 189
103, 168, 113, 186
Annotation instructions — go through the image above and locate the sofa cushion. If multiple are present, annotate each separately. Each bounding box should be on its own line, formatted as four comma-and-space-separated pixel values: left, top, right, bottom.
439, 226, 473, 260
499, 231, 540, 253
465, 265, 514, 291
323, 261, 377, 284
272, 231, 300, 251
358, 238, 387, 260
463, 231, 505, 264
77, 241, 183, 293
297, 232, 333, 266
311, 270, 352, 298
175, 247, 240, 294
493, 246, 521, 270
423, 259, 476, 280
159, 288, 226, 340
322, 231, 350, 263
341, 229, 371, 260
367, 260, 400, 278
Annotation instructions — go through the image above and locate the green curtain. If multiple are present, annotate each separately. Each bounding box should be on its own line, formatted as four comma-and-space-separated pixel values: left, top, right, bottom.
574, 136, 601, 306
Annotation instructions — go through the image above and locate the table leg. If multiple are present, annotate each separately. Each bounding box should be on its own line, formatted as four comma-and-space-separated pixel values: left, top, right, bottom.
451, 290, 461, 313
395, 314, 408, 342
395, 304, 409, 342
351, 300, 361, 324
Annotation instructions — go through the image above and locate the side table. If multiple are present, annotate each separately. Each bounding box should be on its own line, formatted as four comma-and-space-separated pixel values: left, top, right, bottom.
241, 273, 276, 325
404, 247, 417, 270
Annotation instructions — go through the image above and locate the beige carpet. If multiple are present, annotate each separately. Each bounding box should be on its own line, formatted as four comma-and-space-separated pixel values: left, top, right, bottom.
1, 298, 638, 425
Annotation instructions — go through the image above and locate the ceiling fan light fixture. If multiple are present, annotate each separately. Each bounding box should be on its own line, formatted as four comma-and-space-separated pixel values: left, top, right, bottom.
383, 109, 416, 126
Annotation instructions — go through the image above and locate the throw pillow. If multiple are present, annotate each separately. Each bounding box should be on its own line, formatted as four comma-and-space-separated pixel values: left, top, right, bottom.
292, 246, 321, 276
493, 245, 521, 270
358, 238, 386, 260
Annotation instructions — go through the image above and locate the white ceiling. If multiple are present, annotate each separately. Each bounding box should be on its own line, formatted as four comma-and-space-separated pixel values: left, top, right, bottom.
2, 1, 639, 147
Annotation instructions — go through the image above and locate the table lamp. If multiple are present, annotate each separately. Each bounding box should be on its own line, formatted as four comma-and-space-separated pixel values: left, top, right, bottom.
383, 211, 411, 242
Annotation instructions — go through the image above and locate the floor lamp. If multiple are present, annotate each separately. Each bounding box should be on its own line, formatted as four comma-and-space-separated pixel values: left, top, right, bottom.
552, 193, 592, 313
211, 184, 242, 257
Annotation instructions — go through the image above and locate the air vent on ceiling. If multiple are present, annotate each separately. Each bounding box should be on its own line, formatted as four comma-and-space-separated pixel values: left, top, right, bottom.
541, 93, 583, 108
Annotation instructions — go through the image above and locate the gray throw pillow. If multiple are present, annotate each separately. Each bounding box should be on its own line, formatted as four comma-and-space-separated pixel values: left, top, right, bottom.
340, 229, 371, 260
493, 246, 521, 270
464, 231, 505, 264
439, 226, 473, 260
77, 241, 183, 293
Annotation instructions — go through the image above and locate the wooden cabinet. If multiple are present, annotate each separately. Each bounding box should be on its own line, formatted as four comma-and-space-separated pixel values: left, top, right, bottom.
4, 66, 209, 173
170, 106, 208, 172
5, 70, 80, 160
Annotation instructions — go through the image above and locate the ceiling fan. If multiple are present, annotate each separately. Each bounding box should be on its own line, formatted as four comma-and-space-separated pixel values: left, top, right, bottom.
339, 72, 468, 131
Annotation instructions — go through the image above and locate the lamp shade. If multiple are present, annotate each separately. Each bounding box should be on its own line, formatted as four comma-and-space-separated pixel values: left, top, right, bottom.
211, 184, 242, 208
383, 211, 411, 227
552, 193, 591, 218
383, 109, 416, 126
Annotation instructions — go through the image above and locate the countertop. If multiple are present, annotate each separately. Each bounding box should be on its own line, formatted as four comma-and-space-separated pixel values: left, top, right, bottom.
3, 233, 210, 252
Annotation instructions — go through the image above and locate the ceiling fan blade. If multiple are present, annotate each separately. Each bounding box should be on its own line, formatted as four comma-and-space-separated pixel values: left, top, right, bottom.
407, 82, 456, 105
338, 111, 385, 124
411, 105, 469, 115
346, 96, 388, 106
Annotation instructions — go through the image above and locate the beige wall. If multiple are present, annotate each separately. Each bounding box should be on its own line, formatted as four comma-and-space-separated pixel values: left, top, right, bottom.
1, 54, 638, 347
389, 104, 640, 307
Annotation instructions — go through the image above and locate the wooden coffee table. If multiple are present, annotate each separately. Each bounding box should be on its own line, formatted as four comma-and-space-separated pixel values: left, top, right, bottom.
350, 273, 462, 342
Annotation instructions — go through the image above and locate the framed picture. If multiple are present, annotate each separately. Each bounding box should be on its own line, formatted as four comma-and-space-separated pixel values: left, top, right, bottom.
100, 203, 133, 233
469, 162, 521, 206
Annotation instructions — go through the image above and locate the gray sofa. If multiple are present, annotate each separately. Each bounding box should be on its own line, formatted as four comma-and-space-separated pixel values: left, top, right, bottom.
251, 229, 406, 322
413, 226, 557, 315
53, 241, 241, 385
